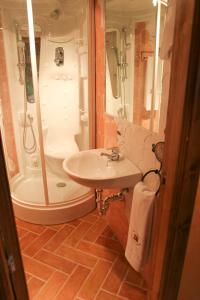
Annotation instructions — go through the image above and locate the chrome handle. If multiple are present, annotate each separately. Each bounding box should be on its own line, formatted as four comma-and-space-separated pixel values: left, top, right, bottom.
106, 146, 119, 153
112, 147, 119, 154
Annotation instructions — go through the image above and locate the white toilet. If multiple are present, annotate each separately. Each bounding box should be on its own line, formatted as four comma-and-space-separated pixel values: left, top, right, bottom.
43, 128, 79, 177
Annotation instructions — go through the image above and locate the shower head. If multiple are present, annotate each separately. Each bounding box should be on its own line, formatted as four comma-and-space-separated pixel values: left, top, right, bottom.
14, 21, 22, 42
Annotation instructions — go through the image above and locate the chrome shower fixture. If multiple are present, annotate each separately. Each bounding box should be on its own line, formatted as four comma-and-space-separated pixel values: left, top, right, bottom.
54, 47, 64, 66
111, 46, 120, 66
122, 27, 131, 48
15, 22, 26, 84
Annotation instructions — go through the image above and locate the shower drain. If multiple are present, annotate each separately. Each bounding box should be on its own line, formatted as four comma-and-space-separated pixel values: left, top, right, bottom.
56, 182, 67, 188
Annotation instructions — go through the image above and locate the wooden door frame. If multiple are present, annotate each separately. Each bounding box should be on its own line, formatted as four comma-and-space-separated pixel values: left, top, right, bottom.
151, 0, 200, 299
0, 234, 15, 300
0, 133, 29, 300
89, 0, 97, 148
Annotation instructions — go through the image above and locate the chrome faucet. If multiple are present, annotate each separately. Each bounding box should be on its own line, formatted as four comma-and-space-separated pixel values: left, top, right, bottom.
100, 147, 120, 161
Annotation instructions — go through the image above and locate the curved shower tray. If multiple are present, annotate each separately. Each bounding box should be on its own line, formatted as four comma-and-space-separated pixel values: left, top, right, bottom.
11, 173, 95, 225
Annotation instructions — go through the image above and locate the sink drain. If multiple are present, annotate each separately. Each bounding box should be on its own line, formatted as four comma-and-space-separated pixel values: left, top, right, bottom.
56, 182, 66, 188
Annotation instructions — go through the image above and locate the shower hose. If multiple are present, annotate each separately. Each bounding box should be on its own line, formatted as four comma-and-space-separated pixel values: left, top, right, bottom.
22, 68, 37, 154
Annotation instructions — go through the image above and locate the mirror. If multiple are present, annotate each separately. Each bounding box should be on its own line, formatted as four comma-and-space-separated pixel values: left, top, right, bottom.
106, 29, 121, 99
105, 0, 167, 132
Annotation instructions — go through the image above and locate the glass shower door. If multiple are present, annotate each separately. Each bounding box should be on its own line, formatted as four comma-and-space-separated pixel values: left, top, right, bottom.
0, 0, 95, 224
0, 0, 46, 206
32, 0, 92, 205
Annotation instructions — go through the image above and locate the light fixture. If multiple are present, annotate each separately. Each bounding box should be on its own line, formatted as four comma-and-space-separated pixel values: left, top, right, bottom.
152, 0, 158, 6
161, 0, 168, 6
153, 0, 168, 7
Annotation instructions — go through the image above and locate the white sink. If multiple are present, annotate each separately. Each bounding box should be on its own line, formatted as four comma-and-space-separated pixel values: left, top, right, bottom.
63, 148, 141, 189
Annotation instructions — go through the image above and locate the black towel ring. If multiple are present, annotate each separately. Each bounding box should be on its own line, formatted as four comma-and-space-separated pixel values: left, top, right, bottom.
141, 142, 164, 196
142, 169, 161, 195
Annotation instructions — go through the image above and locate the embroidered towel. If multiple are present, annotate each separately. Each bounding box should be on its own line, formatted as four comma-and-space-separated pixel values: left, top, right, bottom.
125, 181, 155, 272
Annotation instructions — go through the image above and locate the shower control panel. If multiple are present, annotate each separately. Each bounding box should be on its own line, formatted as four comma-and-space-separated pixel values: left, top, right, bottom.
54, 47, 64, 66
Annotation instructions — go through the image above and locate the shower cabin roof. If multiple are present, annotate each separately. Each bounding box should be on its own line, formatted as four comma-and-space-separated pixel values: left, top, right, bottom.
0, 0, 84, 18
0, 0, 84, 34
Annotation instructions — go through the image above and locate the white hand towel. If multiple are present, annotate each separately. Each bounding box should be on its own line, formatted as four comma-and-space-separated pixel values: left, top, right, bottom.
125, 181, 155, 272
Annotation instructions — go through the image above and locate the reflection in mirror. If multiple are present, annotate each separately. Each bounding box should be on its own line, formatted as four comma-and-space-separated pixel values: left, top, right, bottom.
105, 0, 167, 133
105, 0, 157, 124
105, 1, 135, 121
106, 29, 121, 99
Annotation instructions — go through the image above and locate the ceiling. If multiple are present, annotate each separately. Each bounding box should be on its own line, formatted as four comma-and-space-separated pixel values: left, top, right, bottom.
0, 0, 156, 30
0, 0, 155, 12
106, 0, 155, 13
0, 0, 84, 16
0, 0, 86, 32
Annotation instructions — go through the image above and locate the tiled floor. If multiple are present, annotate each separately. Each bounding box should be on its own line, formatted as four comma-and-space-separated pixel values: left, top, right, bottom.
16, 210, 147, 300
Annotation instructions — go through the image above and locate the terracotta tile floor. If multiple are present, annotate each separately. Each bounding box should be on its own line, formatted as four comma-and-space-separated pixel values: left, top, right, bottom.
16, 210, 147, 300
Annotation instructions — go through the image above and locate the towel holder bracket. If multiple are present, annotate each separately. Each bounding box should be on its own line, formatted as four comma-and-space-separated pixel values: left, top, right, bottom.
142, 141, 165, 195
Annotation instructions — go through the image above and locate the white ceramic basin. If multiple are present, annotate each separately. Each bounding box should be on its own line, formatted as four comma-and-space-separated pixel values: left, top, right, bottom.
63, 148, 142, 189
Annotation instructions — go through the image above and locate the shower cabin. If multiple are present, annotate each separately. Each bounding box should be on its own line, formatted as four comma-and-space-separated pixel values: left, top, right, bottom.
0, 0, 95, 224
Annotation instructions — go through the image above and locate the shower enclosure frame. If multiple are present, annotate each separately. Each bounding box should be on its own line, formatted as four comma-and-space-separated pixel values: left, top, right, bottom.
5, 0, 97, 224
26, 0, 49, 205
